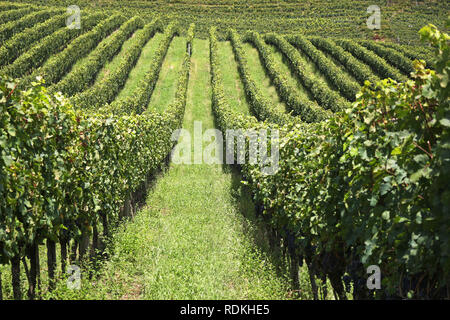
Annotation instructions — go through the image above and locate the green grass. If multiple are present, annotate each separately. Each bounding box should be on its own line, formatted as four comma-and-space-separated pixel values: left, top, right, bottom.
114, 32, 165, 101
94, 28, 155, 85
216, 40, 250, 115
147, 36, 187, 113
242, 42, 287, 114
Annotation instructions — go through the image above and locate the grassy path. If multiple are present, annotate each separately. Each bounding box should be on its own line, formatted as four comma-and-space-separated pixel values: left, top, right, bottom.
148, 36, 186, 112
217, 40, 251, 115
242, 42, 287, 114
94, 29, 148, 85
114, 32, 164, 101
45, 38, 291, 300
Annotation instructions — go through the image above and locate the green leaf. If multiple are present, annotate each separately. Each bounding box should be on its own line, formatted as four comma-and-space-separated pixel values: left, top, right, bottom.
7, 125, 16, 137
349, 147, 358, 157
391, 146, 402, 155
380, 183, 391, 196
2, 155, 13, 166
440, 118, 450, 127
410, 169, 424, 182
416, 212, 422, 224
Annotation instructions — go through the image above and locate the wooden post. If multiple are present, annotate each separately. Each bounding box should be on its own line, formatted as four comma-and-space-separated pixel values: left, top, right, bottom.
290, 253, 300, 291
36, 243, 40, 293
28, 243, 39, 299
102, 213, 109, 239
21, 257, 30, 298
287, 233, 299, 291
307, 264, 319, 300
60, 238, 67, 274
46, 239, 56, 291
11, 256, 21, 300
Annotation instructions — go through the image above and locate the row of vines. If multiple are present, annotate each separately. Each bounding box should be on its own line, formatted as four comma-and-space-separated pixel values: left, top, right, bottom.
1, 0, 446, 45
211, 23, 450, 299
0, 11, 195, 298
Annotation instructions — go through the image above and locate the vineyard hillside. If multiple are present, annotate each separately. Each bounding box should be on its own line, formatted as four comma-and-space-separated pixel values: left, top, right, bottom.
0, 0, 448, 301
